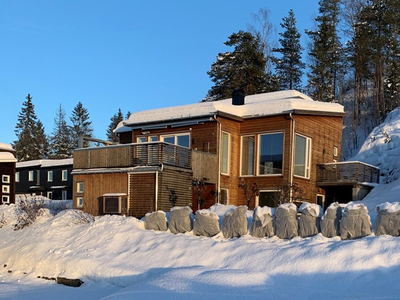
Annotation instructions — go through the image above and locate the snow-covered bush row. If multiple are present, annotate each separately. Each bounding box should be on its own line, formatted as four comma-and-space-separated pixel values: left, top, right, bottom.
143, 202, 400, 240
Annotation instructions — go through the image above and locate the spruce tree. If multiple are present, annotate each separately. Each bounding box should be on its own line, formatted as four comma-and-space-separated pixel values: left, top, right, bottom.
306, 0, 343, 102
273, 9, 305, 91
70, 101, 93, 148
49, 104, 73, 158
13, 94, 49, 161
107, 108, 124, 143
206, 31, 273, 101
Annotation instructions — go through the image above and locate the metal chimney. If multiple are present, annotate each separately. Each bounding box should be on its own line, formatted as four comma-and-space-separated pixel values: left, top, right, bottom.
232, 88, 245, 105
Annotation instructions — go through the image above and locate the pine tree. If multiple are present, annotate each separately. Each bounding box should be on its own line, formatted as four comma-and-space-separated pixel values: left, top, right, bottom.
206, 31, 274, 101
106, 108, 124, 143
70, 101, 93, 148
13, 94, 49, 161
306, 0, 343, 102
49, 104, 73, 158
273, 9, 305, 91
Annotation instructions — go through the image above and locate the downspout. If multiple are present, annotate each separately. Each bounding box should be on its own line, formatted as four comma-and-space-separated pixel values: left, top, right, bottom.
289, 113, 295, 202
213, 114, 221, 204
155, 170, 159, 211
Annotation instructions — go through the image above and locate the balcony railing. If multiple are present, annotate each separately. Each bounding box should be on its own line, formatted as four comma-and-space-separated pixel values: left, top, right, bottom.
317, 161, 380, 185
73, 142, 191, 170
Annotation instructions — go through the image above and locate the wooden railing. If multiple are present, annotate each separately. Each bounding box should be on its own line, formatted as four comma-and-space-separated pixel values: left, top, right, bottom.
317, 161, 380, 185
73, 142, 191, 169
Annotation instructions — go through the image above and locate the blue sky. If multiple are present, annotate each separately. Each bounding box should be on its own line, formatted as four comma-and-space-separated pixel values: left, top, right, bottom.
0, 0, 320, 145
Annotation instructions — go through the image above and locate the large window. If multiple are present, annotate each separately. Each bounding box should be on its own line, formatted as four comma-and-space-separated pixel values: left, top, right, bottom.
221, 132, 230, 174
294, 134, 311, 178
258, 191, 280, 208
241, 136, 255, 176
258, 133, 284, 175
161, 133, 190, 148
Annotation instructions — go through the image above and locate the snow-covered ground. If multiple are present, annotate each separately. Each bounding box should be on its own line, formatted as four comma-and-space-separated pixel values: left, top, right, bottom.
2, 186, 400, 300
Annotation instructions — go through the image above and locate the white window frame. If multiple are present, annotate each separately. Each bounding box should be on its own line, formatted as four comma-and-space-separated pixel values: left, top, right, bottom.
2, 195, 10, 204
257, 132, 284, 176
221, 131, 230, 175
62, 170, 68, 181
240, 135, 255, 176
2, 175, 10, 183
47, 171, 53, 182
77, 182, 84, 193
149, 136, 158, 142
47, 191, 53, 199
333, 146, 338, 157
15, 172, 19, 182
294, 134, 312, 179
2, 185, 10, 194
257, 190, 280, 208
28, 171, 34, 182
76, 197, 83, 208
161, 132, 191, 148
137, 137, 146, 143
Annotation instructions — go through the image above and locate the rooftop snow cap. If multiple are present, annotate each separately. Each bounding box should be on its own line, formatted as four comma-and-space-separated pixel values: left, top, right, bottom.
232, 88, 245, 105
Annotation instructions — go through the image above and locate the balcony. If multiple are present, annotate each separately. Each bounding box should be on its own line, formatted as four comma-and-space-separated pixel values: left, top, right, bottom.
73, 142, 192, 170
316, 161, 380, 186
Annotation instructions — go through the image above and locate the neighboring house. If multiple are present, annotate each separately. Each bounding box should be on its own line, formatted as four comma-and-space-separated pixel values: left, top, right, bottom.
72, 90, 379, 217
16, 158, 73, 200
0, 143, 17, 205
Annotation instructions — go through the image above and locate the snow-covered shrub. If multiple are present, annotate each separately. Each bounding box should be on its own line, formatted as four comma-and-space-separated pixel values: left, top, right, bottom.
193, 209, 220, 237
0, 213, 6, 229
168, 206, 193, 234
375, 202, 400, 236
274, 203, 298, 239
340, 203, 371, 240
320, 202, 342, 238
222, 206, 248, 239
250, 206, 275, 238
298, 203, 323, 238
145, 211, 168, 231
14, 198, 46, 230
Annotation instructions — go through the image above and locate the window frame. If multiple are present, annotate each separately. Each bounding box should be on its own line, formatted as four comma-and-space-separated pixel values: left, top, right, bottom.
15, 172, 19, 183
240, 135, 256, 176
257, 190, 281, 208
2, 175, 10, 183
221, 131, 230, 175
2, 185, 10, 193
62, 170, 68, 181
294, 133, 312, 179
2, 195, 10, 204
161, 132, 191, 148
76, 181, 84, 193
47, 191, 53, 199
47, 170, 53, 182
220, 188, 229, 205
256, 132, 284, 176
28, 171, 34, 182
76, 197, 83, 208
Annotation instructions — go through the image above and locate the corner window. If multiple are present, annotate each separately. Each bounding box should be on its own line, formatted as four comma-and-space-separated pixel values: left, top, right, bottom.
15, 172, 19, 182
76, 197, 83, 208
241, 136, 255, 176
221, 132, 230, 174
258, 132, 284, 175
77, 182, 84, 193
2, 175, 10, 183
28, 171, 34, 182
47, 171, 53, 182
294, 134, 311, 178
62, 170, 68, 181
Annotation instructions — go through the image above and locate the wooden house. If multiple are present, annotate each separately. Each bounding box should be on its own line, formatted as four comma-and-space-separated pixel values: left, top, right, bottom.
0, 143, 17, 205
72, 90, 379, 217
16, 158, 73, 200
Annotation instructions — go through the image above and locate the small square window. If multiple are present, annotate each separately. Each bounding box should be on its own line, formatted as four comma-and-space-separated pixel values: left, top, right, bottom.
2, 195, 10, 204
77, 182, 84, 193
2, 185, 10, 194
62, 170, 68, 181
76, 197, 83, 207
2, 175, 10, 184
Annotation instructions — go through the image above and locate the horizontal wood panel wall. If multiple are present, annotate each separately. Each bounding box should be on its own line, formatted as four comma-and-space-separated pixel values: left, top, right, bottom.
157, 167, 193, 212
129, 173, 156, 218
74, 146, 131, 169
74, 173, 128, 216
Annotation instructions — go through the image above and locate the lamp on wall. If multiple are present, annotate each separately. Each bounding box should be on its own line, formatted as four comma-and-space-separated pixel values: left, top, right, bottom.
141, 131, 150, 135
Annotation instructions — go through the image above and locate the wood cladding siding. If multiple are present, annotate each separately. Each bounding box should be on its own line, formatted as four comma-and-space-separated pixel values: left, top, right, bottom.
156, 167, 193, 212
73, 173, 128, 216
129, 173, 156, 218
191, 151, 218, 183
1, 162, 16, 204
74, 146, 131, 169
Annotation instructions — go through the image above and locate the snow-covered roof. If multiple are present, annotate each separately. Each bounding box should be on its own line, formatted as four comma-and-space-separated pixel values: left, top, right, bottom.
16, 158, 73, 169
115, 90, 344, 132
0, 152, 17, 163
0, 143, 15, 152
